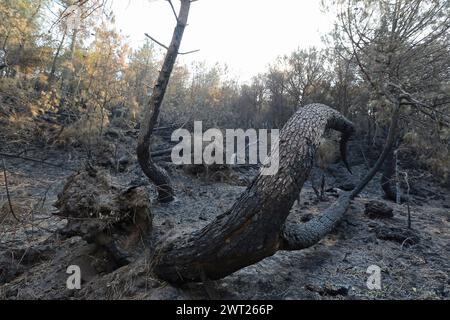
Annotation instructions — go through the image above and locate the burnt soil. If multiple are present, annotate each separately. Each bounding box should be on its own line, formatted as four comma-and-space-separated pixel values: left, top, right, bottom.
0, 130, 449, 300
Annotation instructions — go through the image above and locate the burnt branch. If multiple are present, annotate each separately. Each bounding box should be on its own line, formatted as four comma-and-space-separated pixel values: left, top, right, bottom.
152, 104, 356, 283
167, 0, 179, 22
144, 33, 199, 55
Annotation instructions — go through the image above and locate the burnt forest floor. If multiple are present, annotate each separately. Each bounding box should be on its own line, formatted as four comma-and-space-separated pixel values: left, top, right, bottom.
0, 128, 449, 300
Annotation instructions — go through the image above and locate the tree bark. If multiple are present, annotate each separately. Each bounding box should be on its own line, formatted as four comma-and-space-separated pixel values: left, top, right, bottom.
280, 101, 402, 250
137, 0, 191, 202
151, 99, 404, 284
152, 104, 355, 283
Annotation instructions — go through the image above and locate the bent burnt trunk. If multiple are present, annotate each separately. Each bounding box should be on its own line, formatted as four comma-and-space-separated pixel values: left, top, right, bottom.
137, 0, 192, 202
153, 104, 355, 283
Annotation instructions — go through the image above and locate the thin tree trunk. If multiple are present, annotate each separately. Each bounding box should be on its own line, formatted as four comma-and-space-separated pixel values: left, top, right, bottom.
137, 0, 191, 202
49, 29, 67, 84
381, 144, 409, 202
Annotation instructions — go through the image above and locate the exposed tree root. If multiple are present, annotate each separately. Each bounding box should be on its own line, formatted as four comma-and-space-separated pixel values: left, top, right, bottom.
54, 166, 152, 265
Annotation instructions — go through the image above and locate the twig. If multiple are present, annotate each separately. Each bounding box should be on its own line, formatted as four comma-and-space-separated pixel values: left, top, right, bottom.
2, 159, 20, 222
403, 171, 412, 229
151, 148, 173, 158
153, 125, 180, 131
0, 152, 73, 171
144, 33, 200, 55
358, 144, 371, 169
144, 33, 170, 51
178, 49, 200, 55
167, 0, 179, 22
394, 149, 401, 204
48, 0, 89, 32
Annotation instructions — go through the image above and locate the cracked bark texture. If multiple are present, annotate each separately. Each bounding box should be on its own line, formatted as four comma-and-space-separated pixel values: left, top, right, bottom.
153, 104, 355, 283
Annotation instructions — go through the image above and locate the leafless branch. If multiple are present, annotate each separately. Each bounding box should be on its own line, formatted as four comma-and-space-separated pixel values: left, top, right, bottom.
144, 33, 199, 55
144, 33, 170, 50
2, 159, 20, 222
167, 0, 179, 22
178, 49, 200, 55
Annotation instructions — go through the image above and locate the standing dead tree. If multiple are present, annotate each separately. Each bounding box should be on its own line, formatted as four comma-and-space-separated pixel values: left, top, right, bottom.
137, 0, 196, 202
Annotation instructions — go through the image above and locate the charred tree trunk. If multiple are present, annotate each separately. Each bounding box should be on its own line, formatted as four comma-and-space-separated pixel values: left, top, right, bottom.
137, 0, 191, 202
151, 100, 403, 284
283, 99, 403, 251
153, 104, 355, 283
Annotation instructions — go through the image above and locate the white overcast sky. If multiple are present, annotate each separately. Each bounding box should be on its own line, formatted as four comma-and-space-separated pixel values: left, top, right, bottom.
111, 0, 334, 81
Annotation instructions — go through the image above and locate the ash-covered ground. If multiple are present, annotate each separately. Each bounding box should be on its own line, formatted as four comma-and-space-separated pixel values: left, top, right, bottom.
1, 130, 449, 300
